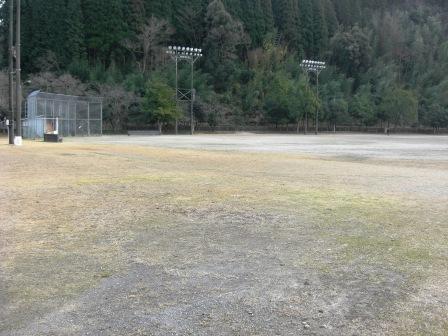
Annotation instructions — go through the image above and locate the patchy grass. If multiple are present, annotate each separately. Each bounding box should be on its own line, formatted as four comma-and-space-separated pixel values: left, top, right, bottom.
0, 139, 447, 335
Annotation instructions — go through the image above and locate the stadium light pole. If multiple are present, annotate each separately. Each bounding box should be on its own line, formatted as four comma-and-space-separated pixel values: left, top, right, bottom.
301, 60, 326, 135
166, 46, 203, 135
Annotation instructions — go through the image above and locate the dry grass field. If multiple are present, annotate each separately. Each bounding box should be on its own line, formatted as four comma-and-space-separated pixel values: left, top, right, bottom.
1, 134, 448, 335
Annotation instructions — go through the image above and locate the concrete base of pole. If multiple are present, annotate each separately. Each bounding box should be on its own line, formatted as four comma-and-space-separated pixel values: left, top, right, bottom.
8, 124, 14, 144
14, 136, 22, 146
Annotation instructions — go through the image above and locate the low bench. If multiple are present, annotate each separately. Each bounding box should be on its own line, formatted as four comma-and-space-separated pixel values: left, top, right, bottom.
127, 130, 161, 136
44, 134, 63, 143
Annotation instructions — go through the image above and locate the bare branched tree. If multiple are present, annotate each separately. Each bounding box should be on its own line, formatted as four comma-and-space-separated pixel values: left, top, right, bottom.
98, 83, 139, 131
35, 51, 61, 73
176, 6, 204, 46
124, 16, 174, 74
27, 72, 89, 96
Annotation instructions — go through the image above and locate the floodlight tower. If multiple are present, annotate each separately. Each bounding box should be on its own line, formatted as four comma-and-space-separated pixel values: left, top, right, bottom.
300, 60, 326, 135
166, 46, 203, 135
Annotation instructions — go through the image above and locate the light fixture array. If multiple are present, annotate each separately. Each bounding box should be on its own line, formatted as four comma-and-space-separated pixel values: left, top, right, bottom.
301, 60, 326, 71
166, 46, 203, 59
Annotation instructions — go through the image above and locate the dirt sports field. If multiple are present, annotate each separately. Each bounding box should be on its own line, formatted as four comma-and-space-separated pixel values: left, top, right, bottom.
1, 134, 448, 335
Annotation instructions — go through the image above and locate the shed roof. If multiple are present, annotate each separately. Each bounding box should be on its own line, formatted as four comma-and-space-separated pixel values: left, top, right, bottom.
27, 91, 102, 103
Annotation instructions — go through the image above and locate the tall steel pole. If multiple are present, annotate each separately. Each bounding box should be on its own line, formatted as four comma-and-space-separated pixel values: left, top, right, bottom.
190, 59, 194, 135
175, 58, 178, 134
15, 0, 22, 139
8, 0, 14, 144
315, 72, 319, 135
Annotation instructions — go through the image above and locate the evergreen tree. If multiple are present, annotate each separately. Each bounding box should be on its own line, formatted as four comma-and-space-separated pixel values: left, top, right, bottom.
260, 0, 275, 36
124, 0, 146, 34
330, 25, 372, 80
173, 0, 207, 46
240, 0, 263, 46
145, 0, 173, 19
327, 97, 349, 131
142, 77, 181, 133
349, 85, 376, 126
333, 0, 361, 26
203, 0, 249, 91
81, 0, 128, 65
298, 0, 314, 56
273, 0, 301, 52
63, 0, 86, 64
322, 0, 338, 38
222, 0, 243, 20
311, 0, 328, 57
380, 87, 418, 127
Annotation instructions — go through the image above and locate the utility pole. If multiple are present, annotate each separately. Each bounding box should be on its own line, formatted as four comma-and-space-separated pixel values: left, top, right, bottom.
8, 0, 14, 144
300, 60, 326, 135
15, 0, 22, 144
166, 46, 203, 135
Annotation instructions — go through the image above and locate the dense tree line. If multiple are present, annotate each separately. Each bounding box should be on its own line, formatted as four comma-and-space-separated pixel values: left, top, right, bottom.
0, 0, 447, 132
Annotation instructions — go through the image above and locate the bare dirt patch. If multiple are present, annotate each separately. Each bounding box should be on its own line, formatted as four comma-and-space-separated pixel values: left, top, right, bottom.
1, 137, 447, 335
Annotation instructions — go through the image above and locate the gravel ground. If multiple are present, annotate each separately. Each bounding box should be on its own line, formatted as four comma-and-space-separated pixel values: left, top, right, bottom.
70, 133, 448, 161
1, 135, 447, 335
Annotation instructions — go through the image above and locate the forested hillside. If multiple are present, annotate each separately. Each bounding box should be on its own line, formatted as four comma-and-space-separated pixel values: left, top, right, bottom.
1, 0, 447, 132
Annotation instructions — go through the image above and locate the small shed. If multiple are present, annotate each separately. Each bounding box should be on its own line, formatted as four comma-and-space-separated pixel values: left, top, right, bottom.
23, 91, 102, 138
